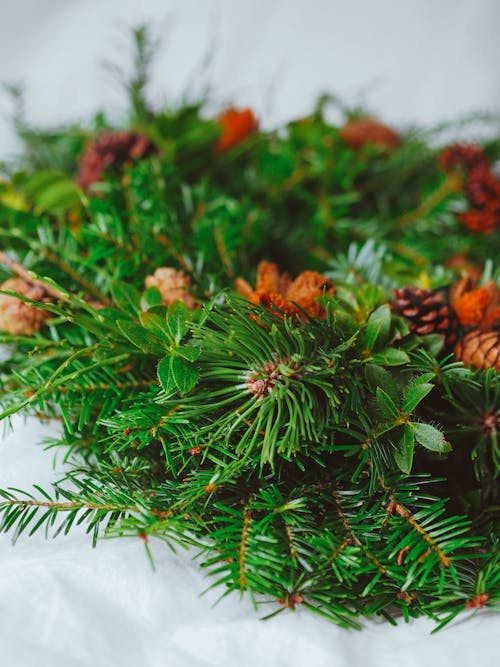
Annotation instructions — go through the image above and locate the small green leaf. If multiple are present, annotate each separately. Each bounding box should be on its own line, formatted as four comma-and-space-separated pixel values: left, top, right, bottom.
141, 287, 163, 310
23, 170, 67, 197
365, 364, 399, 403
376, 387, 400, 420
116, 320, 162, 354
165, 301, 190, 342
413, 422, 451, 452
175, 345, 201, 361
139, 310, 170, 343
110, 281, 142, 316
402, 382, 434, 413
394, 424, 415, 473
365, 304, 391, 350
34, 180, 81, 214
422, 333, 445, 356
157, 355, 199, 394
371, 348, 410, 366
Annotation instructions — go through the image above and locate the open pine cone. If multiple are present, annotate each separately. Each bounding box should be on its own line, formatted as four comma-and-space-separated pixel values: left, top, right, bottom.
145, 267, 197, 309
454, 330, 500, 371
339, 117, 400, 151
77, 131, 154, 191
391, 286, 457, 343
0, 278, 51, 336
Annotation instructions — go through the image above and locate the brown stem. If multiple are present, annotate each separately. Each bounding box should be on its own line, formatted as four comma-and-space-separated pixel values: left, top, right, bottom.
0, 250, 68, 302
5, 498, 136, 512
40, 248, 111, 306
378, 475, 451, 568
0, 249, 111, 307
239, 509, 251, 588
332, 490, 387, 575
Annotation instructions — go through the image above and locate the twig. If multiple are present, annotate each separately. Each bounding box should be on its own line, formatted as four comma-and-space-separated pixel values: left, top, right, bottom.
396, 174, 462, 228
0, 250, 69, 302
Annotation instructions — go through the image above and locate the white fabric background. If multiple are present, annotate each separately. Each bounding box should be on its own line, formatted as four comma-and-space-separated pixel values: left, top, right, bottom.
1, 1, 500, 665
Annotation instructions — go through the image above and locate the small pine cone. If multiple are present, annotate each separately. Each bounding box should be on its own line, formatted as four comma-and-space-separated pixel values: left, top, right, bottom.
438, 144, 486, 173
77, 131, 153, 191
145, 267, 196, 309
392, 287, 457, 342
465, 163, 500, 210
454, 330, 500, 371
0, 278, 51, 336
339, 117, 400, 151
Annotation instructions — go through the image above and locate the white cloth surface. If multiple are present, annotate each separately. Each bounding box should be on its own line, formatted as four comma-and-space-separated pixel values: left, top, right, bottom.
0, 417, 498, 667
1, 1, 500, 665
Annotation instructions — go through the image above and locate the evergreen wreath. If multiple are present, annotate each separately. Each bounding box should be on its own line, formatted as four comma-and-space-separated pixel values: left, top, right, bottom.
0, 28, 499, 630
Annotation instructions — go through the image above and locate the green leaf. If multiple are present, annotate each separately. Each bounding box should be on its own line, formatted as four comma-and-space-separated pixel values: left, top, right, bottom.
375, 387, 400, 420
371, 348, 410, 366
394, 424, 415, 473
116, 320, 162, 354
422, 333, 445, 356
141, 287, 163, 310
157, 355, 199, 394
110, 281, 142, 316
402, 382, 434, 413
34, 180, 81, 214
165, 301, 190, 343
139, 310, 170, 343
413, 422, 451, 453
365, 364, 399, 403
365, 304, 391, 350
23, 170, 67, 197
175, 345, 201, 361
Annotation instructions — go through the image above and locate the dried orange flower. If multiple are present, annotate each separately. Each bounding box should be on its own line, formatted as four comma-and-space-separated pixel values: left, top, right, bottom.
216, 108, 258, 152
339, 117, 400, 151
0, 278, 51, 336
145, 267, 197, 309
459, 210, 498, 235
451, 276, 500, 330
234, 261, 334, 320
444, 254, 482, 280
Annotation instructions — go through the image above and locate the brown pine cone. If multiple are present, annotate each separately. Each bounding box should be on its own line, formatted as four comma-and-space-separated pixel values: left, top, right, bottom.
438, 144, 487, 174
454, 330, 500, 371
391, 287, 457, 343
339, 117, 400, 151
77, 131, 154, 191
0, 278, 51, 336
145, 267, 197, 309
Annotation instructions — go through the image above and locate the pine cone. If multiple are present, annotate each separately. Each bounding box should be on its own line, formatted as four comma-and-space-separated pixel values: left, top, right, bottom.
438, 144, 487, 173
454, 330, 500, 371
0, 278, 51, 336
145, 267, 197, 309
391, 287, 457, 342
77, 131, 153, 191
339, 117, 400, 151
